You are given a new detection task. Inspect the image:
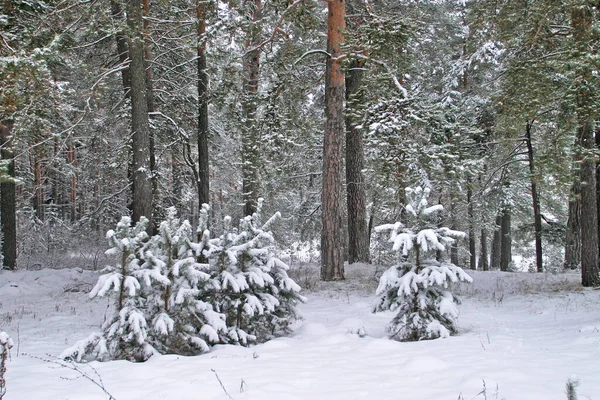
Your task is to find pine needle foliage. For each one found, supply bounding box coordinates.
[374,185,472,341]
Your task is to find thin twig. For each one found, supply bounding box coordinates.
[211,369,234,400]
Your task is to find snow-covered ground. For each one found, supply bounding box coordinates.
[0,264,598,400]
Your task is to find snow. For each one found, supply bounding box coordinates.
[1,265,600,399]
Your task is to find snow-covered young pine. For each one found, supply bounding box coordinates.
[374,186,472,341]
[62,202,304,362]
[203,198,305,345]
[61,217,154,362]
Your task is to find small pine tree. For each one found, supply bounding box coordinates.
[61,217,153,362]
[374,186,472,341]
[0,331,13,400]
[139,206,226,355]
[62,202,304,361]
[204,199,305,344]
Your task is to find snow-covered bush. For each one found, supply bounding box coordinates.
[62,202,303,362]
[0,332,13,400]
[374,186,472,341]
[204,199,305,344]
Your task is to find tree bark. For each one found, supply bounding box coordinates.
[572,5,599,287]
[111,0,131,99]
[479,227,489,270]
[467,184,476,269]
[127,0,153,231]
[197,0,210,212]
[0,122,17,270]
[321,0,345,281]
[491,214,502,269]
[345,59,369,264]
[500,206,511,271]
[241,0,262,216]
[525,121,544,272]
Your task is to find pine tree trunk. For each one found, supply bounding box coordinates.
[579,120,599,286]
[241,0,262,216]
[491,214,502,269]
[500,207,511,271]
[127,0,153,230]
[525,121,544,272]
[572,5,599,287]
[345,59,369,264]
[111,0,131,98]
[197,0,210,211]
[479,227,489,271]
[467,184,476,270]
[68,143,77,223]
[321,0,345,281]
[0,122,17,270]
[450,197,459,266]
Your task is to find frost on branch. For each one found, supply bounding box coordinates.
[374,185,472,341]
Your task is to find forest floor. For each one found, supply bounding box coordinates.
[0,264,599,400]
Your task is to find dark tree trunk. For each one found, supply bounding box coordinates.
[500,207,511,271]
[579,120,599,286]
[479,227,489,271]
[565,132,582,270]
[142,0,158,234]
[345,59,369,264]
[572,5,599,287]
[467,184,476,270]
[321,0,345,281]
[127,0,153,230]
[450,197,459,266]
[197,0,210,212]
[111,0,131,99]
[491,214,502,269]
[241,0,262,217]
[525,121,544,272]
[1,122,17,270]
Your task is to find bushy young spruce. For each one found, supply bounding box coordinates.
[374,186,472,341]
[62,202,303,362]
[204,199,305,344]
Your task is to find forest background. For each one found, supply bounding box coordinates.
[1,0,600,288]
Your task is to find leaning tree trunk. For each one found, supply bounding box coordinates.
[321,0,345,281]
[127,0,153,231]
[500,206,512,271]
[197,0,210,212]
[525,121,543,272]
[0,122,17,270]
[345,59,369,264]
[241,0,262,216]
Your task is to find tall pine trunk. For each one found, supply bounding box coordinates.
[525,121,543,272]
[127,0,153,230]
[479,227,489,270]
[572,5,599,286]
[500,206,512,271]
[196,0,210,212]
[345,59,369,264]
[491,214,502,269]
[321,0,345,281]
[241,0,262,216]
[0,122,16,270]
[467,184,476,270]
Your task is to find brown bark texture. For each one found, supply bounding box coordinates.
[127,0,153,231]
[525,122,544,272]
[345,59,369,264]
[0,122,17,270]
[197,0,210,211]
[500,207,511,271]
[321,0,345,281]
[491,214,502,269]
[572,5,599,286]
[242,0,262,216]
